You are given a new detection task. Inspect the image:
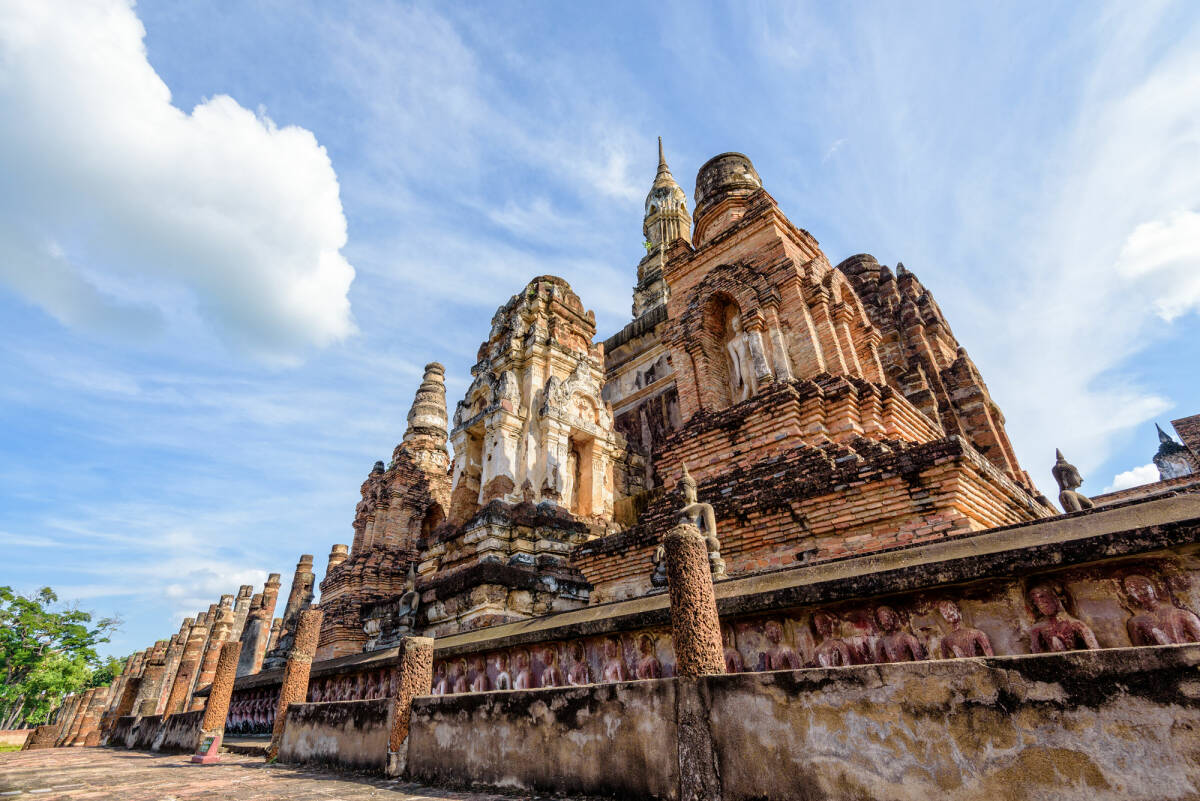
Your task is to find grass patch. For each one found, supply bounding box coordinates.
[0,743,24,752]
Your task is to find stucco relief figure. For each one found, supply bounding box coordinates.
[567,641,590,686]
[601,637,627,682]
[450,659,469,694]
[1028,584,1100,653]
[811,612,854,667]
[678,465,727,578]
[513,649,534,690]
[541,645,565,688]
[1124,574,1200,645]
[469,655,490,693]
[1052,450,1094,514]
[725,313,757,404]
[722,625,745,673]
[650,544,669,588]
[872,606,926,663]
[396,565,421,632]
[635,634,663,679]
[937,600,994,658]
[431,663,448,696]
[492,653,512,691]
[758,619,802,671]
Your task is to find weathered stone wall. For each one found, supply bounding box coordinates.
[707,645,1200,801]
[126,714,163,750]
[408,680,679,798]
[151,709,203,753]
[407,643,1200,800]
[106,715,137,748]
[276,698,392,773]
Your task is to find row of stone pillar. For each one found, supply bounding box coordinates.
[28,580,269,749]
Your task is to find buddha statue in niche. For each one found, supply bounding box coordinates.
[492,652,512,691]
[634,634,663,679]
[936,599,994,659]
[567,641,590,686]
[1028,584,1099,653]
[758,619,802,671]
[722,625,745,673]
[469,655,490,693]
[513,649,534,690]
[725,312,757,405]
[872,606,926,663]
[450,659,469,694]
[811,611,854,667]
[601,637,627,682]
[431,663,448,696]
[1124,574,1200,645]
[541,645,565,687]
[396,564,421,633]
[649,545,669,588]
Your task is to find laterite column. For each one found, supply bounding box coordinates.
[266,608,322,759]
[387,636,434,776]
[663,522,725,676]
[133,640,170,716]
[163,619,208,716]
[191,640,242,764]
[663,521,725,801]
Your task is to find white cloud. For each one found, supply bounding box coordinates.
[0,0,356,365]
[1115,210,1200,322]
[1104,463,1160,493]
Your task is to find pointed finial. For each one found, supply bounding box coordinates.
[1157,423,1174,444]
[680,462,695,489]
[1055,448,1065,461]
[655,136,674,179]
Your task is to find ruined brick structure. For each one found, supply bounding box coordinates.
[70,144,1200,800]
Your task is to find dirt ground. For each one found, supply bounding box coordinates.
[0,747,544,800]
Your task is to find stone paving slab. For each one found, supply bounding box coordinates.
[0,747,559,800]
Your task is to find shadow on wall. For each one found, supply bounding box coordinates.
[405,643,1200,801]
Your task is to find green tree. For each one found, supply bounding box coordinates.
[0,586,120,728]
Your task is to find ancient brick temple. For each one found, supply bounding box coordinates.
[69,144,1200,801]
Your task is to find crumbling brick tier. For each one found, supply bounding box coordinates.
[576,414,1047,604]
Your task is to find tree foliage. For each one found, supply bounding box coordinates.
[0,586,121,728]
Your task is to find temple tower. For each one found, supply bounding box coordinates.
[317,363,453,659]
[634,138,692,317]
[447,276,624,524]
[1154,423,1198,480]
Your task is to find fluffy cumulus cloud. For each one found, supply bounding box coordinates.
[1104,463,1160,494]
[0,0,355,364]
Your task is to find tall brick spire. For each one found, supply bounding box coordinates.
[401,362,449,468]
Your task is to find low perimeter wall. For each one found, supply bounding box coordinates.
[276,698,392,774]
[0,729,32,747]
[407,643,1200,801]
[105,711,202,753]
[152,709,203,753]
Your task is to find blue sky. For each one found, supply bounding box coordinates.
[1,0,1197,658]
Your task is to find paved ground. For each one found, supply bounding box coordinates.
[0,747,533,800]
